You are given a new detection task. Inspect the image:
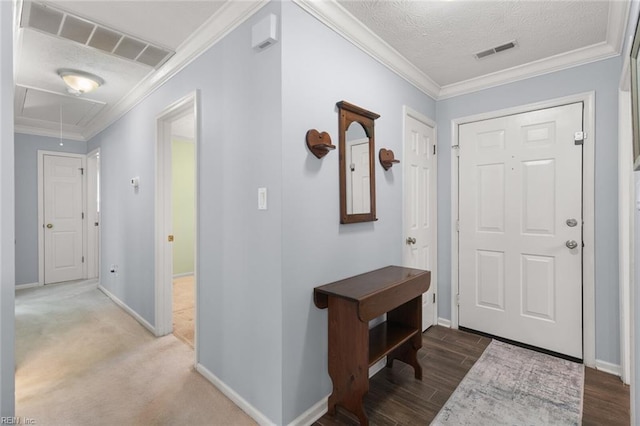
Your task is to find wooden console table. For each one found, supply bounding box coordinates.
[314,266,431,425]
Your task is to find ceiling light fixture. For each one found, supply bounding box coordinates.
[58,69,104,95]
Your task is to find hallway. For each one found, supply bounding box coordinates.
[15,280,253,425]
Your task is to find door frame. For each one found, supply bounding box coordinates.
[37,150,87,286]
[450,91,596,367]
[402,105,438,327]
[154,91,199,356]
[86,148,100,281]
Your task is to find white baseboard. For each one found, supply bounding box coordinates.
[288,396,329,426]
[196,363,275,425]
[595,359,622,377]
[98,284,156,335]
[15,282,40,290]
[369,357,386,377]
[173,272,194,278]
[437,317,452,327]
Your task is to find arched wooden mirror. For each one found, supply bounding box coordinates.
[337,101,380,224]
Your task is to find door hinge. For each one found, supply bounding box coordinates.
[79,167,84,175]
[456,220,460,232]
[433,145,436,155]
[456,294,460,306]
[432,293,436,303]
[82,256,85,263]
[452,145,460,157]
[574,131,586,145]
[81,212,84,219]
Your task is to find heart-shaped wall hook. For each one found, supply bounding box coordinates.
[379,148,400,170]
[306,129,335,159]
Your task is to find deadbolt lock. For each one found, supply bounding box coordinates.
[46,223,53,229]
[566,218,578,227]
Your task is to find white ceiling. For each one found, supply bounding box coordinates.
[13,0,630,141]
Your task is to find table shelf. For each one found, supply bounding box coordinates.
[368,322,419,366]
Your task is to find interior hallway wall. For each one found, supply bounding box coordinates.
[86,2,284,422]
[280,2,436,423]
[14,134,88,285]
[0,0,15,416]
[436,56,623,366]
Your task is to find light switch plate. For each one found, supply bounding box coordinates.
[258,187,267,210]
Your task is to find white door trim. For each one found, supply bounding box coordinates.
[618,88,632,384]
[155,91,199,361]
[37,150,87,286]
[403,105,438,325]
[450,91,596,367]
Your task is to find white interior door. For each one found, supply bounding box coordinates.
[458,102,583,358]
[403,113,437,331]
[43,154,85,284]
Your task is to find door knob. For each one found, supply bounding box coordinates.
[566,240,578,249]
[46,223,53,229]
[566,218,578,227]
[406,237,416,245]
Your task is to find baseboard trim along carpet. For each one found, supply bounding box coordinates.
[196,363,274,425]
[432,340,584,425]
[98,284,156,335]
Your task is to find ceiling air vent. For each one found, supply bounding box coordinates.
[474,40,518,60]
[21,1,175,69]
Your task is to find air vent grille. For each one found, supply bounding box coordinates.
[474,40,518,60]
[21,2,174,69]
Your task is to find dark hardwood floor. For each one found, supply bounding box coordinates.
[315,326,630,425]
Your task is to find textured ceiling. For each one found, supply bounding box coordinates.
[14,0,628,140]
[338,0,610,87]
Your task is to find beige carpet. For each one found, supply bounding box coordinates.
[15,280,255,426]
[173,275,194,347]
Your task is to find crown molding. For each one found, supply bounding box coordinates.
[15,124,86,141]
[439,42,619,99]
[81,0,269,141]
[292,0,440,100]
[294,0,629,101]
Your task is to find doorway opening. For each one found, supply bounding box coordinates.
[155,92,199,354]
[86,148,100,281]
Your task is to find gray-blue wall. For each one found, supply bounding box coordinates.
[0,0,14,416]
[436,56,623,365]
[14,134,88,285]
[87,2,284,422]
[280,2,436,422]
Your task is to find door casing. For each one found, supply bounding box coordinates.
[450,91,596,367]
[155,91,199,358]
[37,150,87,286]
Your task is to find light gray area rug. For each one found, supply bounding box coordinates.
[16,280,255,426]
[432,340,584,425]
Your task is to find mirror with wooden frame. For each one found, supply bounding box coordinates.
[337,101,380,224]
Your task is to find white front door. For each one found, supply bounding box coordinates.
[403,113,437,331]
[43,154,85,284]
[458,102,583,358]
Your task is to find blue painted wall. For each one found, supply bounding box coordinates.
[436,56,623,365]
[280,2,436,422]
[87,2,284,422]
